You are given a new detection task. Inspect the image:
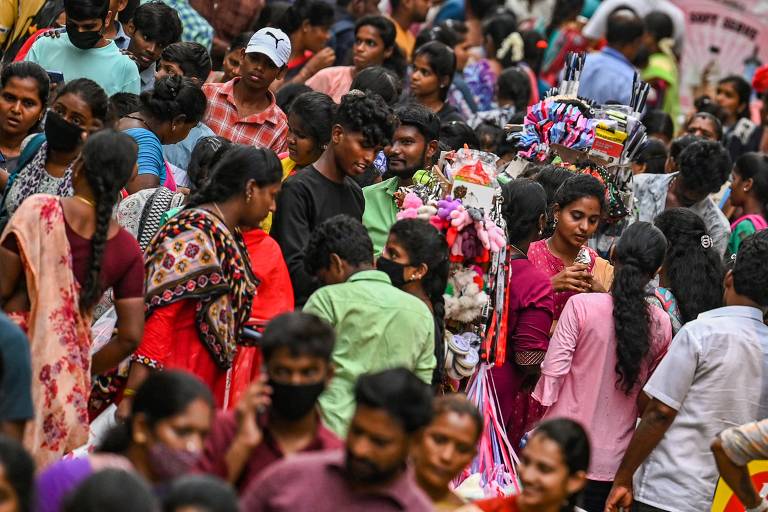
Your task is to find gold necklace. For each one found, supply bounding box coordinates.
[212,202,226,222]
[74,195,95,208]
[509,242,526,256]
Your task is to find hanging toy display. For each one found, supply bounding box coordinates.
[506,51,653,224]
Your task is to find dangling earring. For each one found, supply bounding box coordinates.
[553,217,558,226]
[246,193,252,203]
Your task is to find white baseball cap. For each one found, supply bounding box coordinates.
[245,28,292,68]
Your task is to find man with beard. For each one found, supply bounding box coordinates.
[577,9,646,106]
[240,367,434,511]
[362,104,439,255]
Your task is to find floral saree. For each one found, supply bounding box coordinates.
[0,194,92,468]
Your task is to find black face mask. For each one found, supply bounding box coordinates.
[44,110,85,152]
[268,379,325,421]
[377,256,407,288]
[66,21,103,50]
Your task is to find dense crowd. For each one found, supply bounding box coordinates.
[0,0,766,511]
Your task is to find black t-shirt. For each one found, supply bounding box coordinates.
[271,166,365,306]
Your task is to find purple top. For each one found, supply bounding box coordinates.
[35,454,134,512]
[491,257,554,447]
[240,450,432,511]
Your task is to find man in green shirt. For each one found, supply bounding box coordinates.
[25,0,141,96]
[303,214,436,437]
[362,104,439,255]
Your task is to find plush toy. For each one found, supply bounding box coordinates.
[396,192,424,220]
[444,267,489,323]
[416,204,437,220]
[450,205,472,230]
[474,215,507,252]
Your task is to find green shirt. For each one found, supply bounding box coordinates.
[26,34,140,96]
[728,218,758,257]
[304,270,436,437]
[362,177,400,256]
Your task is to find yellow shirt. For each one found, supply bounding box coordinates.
[390,17,415,60]
[261,156,297,233]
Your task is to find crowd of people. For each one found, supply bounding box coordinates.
[0,0,766,511]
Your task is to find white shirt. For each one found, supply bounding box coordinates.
[631,172,731,258]
[582,0,686,51]
[633,306,768,512]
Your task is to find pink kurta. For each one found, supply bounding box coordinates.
[305,66,355,103]
[532,293,672,480]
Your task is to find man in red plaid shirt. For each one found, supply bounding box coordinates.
[202,28,290,153]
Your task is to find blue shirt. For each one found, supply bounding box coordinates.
[124,128,167,185]
[25,34,140,96]
[113,21,130,50]
[163,122,215,174]
[577,47,636,106]
[0,312,33,422]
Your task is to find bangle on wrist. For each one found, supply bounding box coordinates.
[747,499,768,512]
[123,388,137,398]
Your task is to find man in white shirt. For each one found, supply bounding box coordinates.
[606,230,768,512]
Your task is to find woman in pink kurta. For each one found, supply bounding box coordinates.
[532,222,673,512]
[305,16,406,102]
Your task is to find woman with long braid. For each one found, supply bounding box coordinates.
[120,145,283,413]
[0,130,145,466]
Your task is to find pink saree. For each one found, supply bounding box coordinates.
[1,194,92,468]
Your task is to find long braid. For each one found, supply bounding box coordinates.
[75,130,140,311]
[80,172,113,311]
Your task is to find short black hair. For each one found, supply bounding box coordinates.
[64,0,109,21]
[140,75,207,124]
[277,0,334,33]
[678,139,731,196]
[275,83,313,113]
[229,31,255,53]
[687,111,724,140]
[1,61,49,106]
[336,92,396,149]
[261,312,336,362]
[350,66,403,105]
[63,470,157,512]
[502,178,547,244]
[476,121,503,153]
[290,91,336,148]
[161,42,213,83]
[354,368,434,433]
[606,10,645,47]
[415,24,460,49]
[132,0,182,47]
[669,134,700,163]
[304,214,373,276]
[644,10,674,41]
[396,103,440,143]
[633,137,668,174]
[163,475,237,512]
[553,173,606,211]
[497,67,531,110]
[439,120,480,150]
[642,110,674,142]
[108,92,140,123]
[0,437,33,512]
[733,230,768,306]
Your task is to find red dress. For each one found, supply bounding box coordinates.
[475,495,521,511]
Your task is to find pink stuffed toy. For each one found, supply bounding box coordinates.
[474,214,507,252]
[450,205,472,230]
[396,192,424,220]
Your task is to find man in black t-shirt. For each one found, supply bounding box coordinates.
[271,91,396,306]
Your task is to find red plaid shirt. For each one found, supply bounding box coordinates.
[202,79,288,154]
[189,0,263,42]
